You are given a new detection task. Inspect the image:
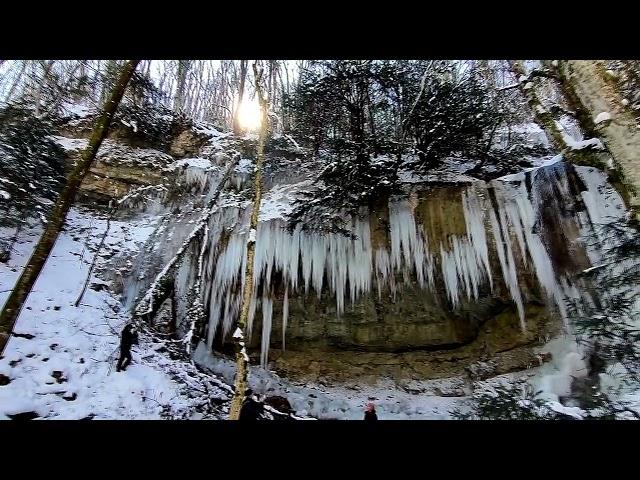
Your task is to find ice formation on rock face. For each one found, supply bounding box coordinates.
[151,159,628,368]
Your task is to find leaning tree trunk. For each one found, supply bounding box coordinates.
[554,60,640,218]
[511,60,640,218]
[0,60,139,354]
[228,63,268,420]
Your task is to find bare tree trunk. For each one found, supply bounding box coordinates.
[77,61,87,99]
[278,66,288,131]
[158,62,167,101]
[34,60,54,117]
[367,89,378,153]
[191,61,204,120]
[221,61,233,129]
[233,60,248,134]
[100,60,118,105]
[5,61,27,103]
[174,60,190,112]
[269,60,277,115]
[228,63,267,420]
[93,60,102,102]
[0,60,139,354]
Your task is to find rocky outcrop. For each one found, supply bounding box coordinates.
[169,129,209,158]
[63,140,174,203]
[80,163,165,201]
[266,303,558,384]
[253,286,528,353]
[190,160,616,385]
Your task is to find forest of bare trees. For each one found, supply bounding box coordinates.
[0,60,299,132]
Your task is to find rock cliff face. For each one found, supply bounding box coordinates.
[180,158,621,386]
[58,116,210,203]
[207,162,602,351]
[64,117,623,386]
[70,142,172,202]
[268,303,558,385]
[258,287,538,353]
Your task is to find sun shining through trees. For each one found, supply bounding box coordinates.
[235,96,262,131]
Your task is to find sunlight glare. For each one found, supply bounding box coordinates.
[236,97,262,131]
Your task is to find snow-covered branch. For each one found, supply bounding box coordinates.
[496,83,519,92]
[117,184,168,207]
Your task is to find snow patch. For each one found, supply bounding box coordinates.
[0,209,229,420]
[595,112,612,124]
[567,137,605,151]
[51,136,89,152]
[235,158,254,174]
[259,181,311,221]
[60,101,95,119]
[172,158,214,170]
[194,122,227,138]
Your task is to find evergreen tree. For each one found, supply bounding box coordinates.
[0,103,66,230]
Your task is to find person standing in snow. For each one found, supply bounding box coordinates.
[587,341,606,384]
[116,324,138,372]
[239,389,265,420]
[364,403,378,420]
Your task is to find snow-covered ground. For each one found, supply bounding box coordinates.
[0,209,230,420]
[193,342,474,420]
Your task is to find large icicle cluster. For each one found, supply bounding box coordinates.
[189,159,626,367]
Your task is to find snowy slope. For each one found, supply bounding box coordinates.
[0,208,230,420]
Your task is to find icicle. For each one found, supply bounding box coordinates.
[576,165,626,228]
[486,187,526,329]
[388,200,430,289]
[199,161,628,362]
[374,248,392,299]
[282,286,289,351]
[511,185,568,323]
[462,186,493,291]
[260,295,273,367]
[440,244,460,306]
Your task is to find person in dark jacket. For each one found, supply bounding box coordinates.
[239,389,265,421]
[265,395,295,420]
[116,324,139,372]
[364,403,378,420]
[587,341,606,382]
